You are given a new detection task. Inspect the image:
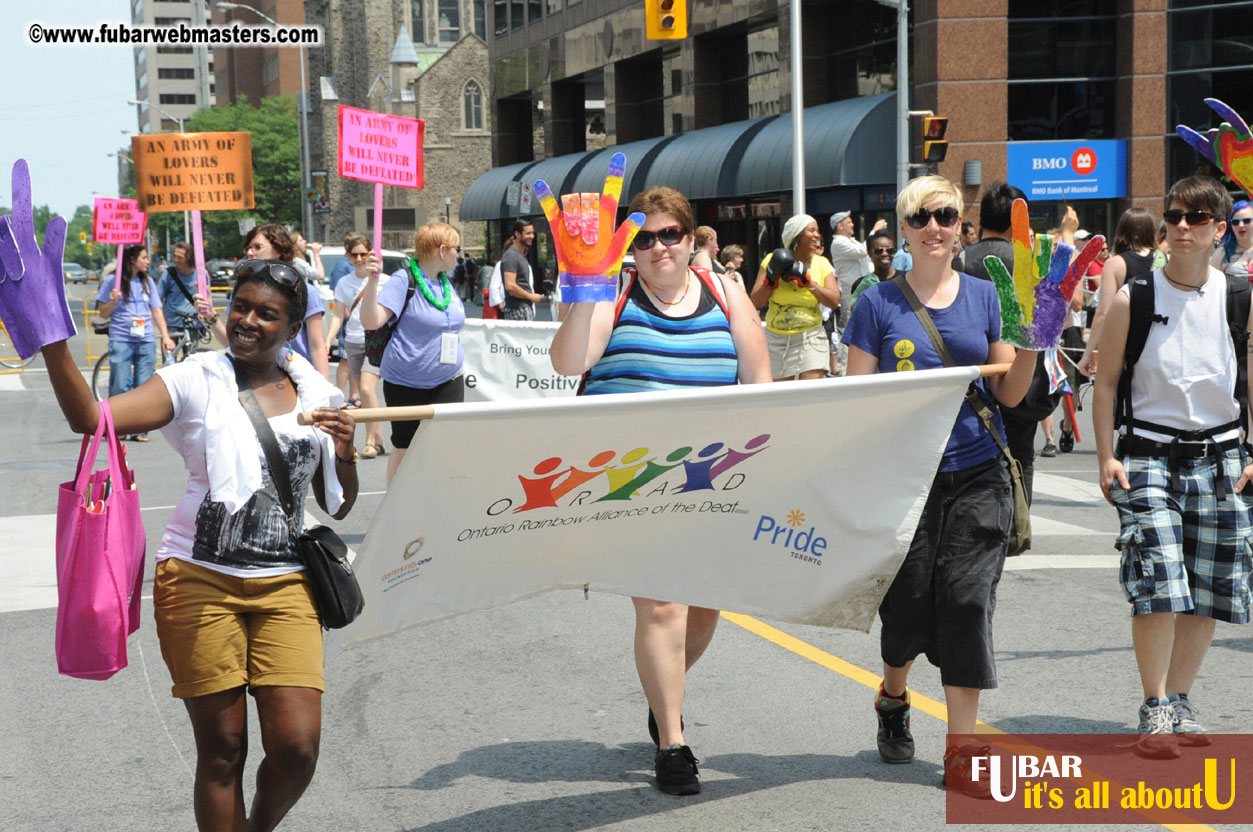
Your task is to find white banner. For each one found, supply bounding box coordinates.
[331,368,980,653]
[460,319,578,401]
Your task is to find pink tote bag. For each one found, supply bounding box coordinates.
[55,400,146,680]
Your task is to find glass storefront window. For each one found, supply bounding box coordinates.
[1009,0,1113,15]
[511,0,524,30]
[747,26,780,119]
[1008,18,1116,80]
[1008,80,1115,141]
[1169,4,1253,71]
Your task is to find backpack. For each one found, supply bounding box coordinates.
[1116,271,1251,439]
[576,267,730,395]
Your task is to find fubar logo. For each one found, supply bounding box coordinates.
[485,434,772,516]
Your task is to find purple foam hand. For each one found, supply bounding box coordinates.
[0,160,77,358]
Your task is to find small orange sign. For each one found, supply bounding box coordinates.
[131,131,255,213]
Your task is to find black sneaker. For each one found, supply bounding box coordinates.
[654,744,701,795]
[1040,442,1058,458]
[1059,430,1074,453]
[875,687,914,764]
[647,708,684,748]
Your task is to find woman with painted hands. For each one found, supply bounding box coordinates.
[359,222,466,485]
[95,244,174,441]
[749,214,841,380]
[1211,199,1253,281]
[44,260,358,832]
[550,186,770,797]
[1077,208,1158,377]
[842,175,1038,796]
[208,224,331,381]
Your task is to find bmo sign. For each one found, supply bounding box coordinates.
[1007,139,1126,200]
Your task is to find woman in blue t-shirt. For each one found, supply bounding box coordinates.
[843,174,1038,794]
[359,222,466,484]
[95,244,173,440]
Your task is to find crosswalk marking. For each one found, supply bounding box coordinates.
[1033,471,1106,504]
[0,374,25,391]
[1030,514,1106,537]
[1004,554,1119,571]
[0,513,57,613]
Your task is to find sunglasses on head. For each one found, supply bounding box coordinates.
[237,259,301,287]
[632,226,686,250]
[1231,217,1253,227]
[1162,209,1217,227]
[873,245,896,255]
[904,206,960,229]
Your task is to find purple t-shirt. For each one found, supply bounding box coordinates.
[287,280,325,362]
[378,267,466,389]
[842,273,1005,472]
[96,275,161,343]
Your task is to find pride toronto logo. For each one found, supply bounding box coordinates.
[753,508,828,566]
[484,434,771,516]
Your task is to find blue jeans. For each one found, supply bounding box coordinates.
[108,339,157,398]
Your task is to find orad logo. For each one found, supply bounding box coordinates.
[1071,147,1096,175]
[486,434,772,516]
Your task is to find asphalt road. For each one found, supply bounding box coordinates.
[1,286,1250,831]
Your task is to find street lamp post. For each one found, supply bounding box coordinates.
[216,1,314,238]
[128,98,190,242]
[445,197,452,224]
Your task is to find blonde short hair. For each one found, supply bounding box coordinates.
[896,175,964,219]
[413,222,460,260]
[694,226,716,247]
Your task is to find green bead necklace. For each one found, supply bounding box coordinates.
[409,259,453,311]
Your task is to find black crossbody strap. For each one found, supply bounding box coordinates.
[230,357,300,537]
[168,266,199,308]
[890,276,1016,461]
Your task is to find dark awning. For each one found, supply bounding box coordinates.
[735,92,896,196]
[458,160,537,222]
[460,92,897,220]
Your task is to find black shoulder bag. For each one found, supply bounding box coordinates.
[231,359,365,628]
[890,275,1031,556]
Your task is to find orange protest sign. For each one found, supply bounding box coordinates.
[131,132,255,213]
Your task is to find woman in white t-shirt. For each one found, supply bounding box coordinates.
[325,235,386,457]
[42,260,358,832]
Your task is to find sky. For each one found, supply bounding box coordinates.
[0,2,138,219]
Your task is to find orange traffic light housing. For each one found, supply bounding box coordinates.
[646,0,687,40]
[921,115,949,163]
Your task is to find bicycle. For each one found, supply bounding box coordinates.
[91,315,214,401]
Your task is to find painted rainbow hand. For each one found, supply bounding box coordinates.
[534,152,645,303]
[1177,98,1253,198]
[0,160,77,358]
[983,198,1104,350]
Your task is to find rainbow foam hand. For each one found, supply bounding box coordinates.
[983,198,1105,350]
[535,152,645,303]
[0,160,76,359]
[1177,98,1253,198]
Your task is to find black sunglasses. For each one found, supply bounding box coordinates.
[873,246,896,254]
[1231,217,1253,227]
[1162,209,1217,227]
[904,206,960,229]
[237,258,301,287]
[632,225,687,250]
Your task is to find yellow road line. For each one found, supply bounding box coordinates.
[721,611,1215,832]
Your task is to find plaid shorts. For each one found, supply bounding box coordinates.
[1111,448,1253,623]
[500,303,535,321]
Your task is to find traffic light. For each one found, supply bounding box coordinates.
[921,115,948,163]
[79,231,87,244]
[645,0,687,39]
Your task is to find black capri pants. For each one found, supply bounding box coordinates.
[382,375,465,449]
[878,455,1012,689]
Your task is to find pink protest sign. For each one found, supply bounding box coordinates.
[92,198,147,245]
[337,105,425,189]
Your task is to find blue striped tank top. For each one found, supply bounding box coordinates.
[583,274,739,395]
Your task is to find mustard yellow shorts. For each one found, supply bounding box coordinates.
[153,557,324,699]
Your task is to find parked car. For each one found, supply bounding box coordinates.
[319,246,409,286]
[206,257,237,287]
[63,263,88,284]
